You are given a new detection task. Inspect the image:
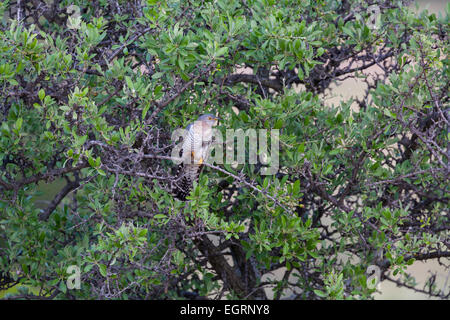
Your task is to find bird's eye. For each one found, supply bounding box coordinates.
[208,117,212,120]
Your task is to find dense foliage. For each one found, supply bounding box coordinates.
[0,0,448,299]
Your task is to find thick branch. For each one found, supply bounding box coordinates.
[193,235,247,298]
[1,163,88,191]
[38,178,80,221]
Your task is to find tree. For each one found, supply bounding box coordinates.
[0,0,448,300]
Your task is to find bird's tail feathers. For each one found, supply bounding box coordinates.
[171,163,202,201]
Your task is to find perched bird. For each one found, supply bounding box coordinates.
[172,114,219,200]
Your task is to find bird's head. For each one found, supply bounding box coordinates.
[197,113,220,127]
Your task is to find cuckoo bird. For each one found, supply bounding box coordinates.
[172,114,219,200]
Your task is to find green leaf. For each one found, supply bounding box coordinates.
[293,179,300,195]
[329,149,340,155]
[99,264,107,277]
[154,84,163,96]
[215,47,228,58]
[240,112,249,122]
[59,281,67,294]
[186,42,198,49]
[383,109,397,119]
[274,118,283,129]
[88,156,96,168]
[382,209,391,220]
[314,289,328,298]
[395,255,404,264]
[152,72,164,79]
[125,76,134,91]
[297,142,305,153]
[263,177,269,188]
[15,117,23,131]
[342,26,353,37]
[317,47,325,56]
[177,57,185,70]
[142,103,150,119]
[38,89,45,101]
